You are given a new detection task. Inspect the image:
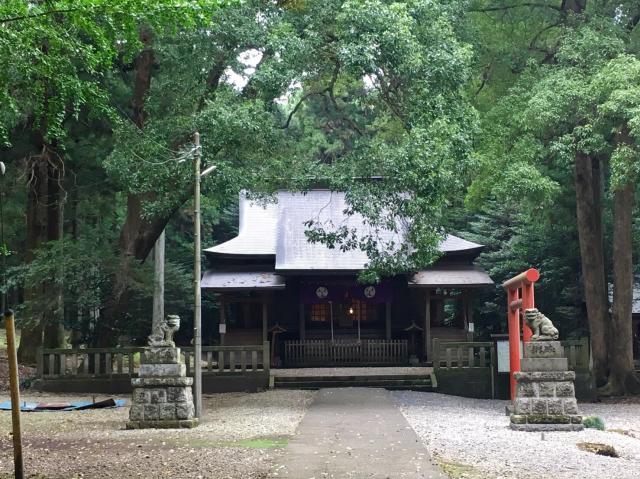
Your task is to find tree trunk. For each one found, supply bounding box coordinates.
[602,129,640,395]
[18,143,65,363]
[574,151,609,385]
[97,29,155,346]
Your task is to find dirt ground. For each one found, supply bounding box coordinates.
[0,390,314,479]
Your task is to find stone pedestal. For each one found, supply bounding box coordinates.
[126,347,198,429]
[510,341,583,431]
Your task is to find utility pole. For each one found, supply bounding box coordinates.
[193,132,203,419]
[152,230,165,334]
[5,310,24,479]
[1,160,6,313]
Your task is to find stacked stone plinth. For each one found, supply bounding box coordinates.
[510,341,583,431]
[126,346,198,429]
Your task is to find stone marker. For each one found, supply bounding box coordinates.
[127,315,198,429]
[510,309,583,431]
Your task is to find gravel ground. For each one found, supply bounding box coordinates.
[393,391,640,479]
[0,390,314,479]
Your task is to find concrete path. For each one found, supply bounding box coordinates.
[270,388,446,479]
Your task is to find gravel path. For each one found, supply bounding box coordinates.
[393,391,640,479]
[0,390,314,479]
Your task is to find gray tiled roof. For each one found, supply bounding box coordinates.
[200,271,285,291]
[205,190,485,271]
[408,266,494,288]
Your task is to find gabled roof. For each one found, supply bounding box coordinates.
[409,265,494,288]
[205,190,485,272]
[201,271,285,291]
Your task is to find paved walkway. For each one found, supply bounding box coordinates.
[270,388,446,479]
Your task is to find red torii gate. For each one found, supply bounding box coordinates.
[502,268,540,400]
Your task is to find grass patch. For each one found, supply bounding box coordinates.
[609,429,640,440]
[577,442,619,458]
[437,458,482,478]
[173,436,288,449]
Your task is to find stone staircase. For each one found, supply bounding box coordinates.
[272,371,437,391]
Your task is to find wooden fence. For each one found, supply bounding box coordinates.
[38,343,269,379]
[561,338,590,371]
[432,340,496,399]
[432,340,495,370]
[283,339,409,367]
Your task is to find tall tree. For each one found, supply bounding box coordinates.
[0,0,227,361]
[466,0,640,393]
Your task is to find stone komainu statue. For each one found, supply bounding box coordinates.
[524,308,559,341]
[148,315,181,347]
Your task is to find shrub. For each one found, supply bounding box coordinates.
[582,416,605,430]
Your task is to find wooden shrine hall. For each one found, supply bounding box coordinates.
[201,190,494,367]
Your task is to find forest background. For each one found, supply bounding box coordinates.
[1,0,639,395]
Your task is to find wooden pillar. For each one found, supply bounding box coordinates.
[219,295,226,346]
[464,290,474,341]
[262,295,268,344]
[385,302,392,340]
[299,301,306,340]
[424,290,432,361]
[242,302,251,329]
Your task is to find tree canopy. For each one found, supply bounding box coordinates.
[1,0,639,395]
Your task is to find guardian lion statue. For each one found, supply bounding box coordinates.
[148,315,181,347]
[524,308,559,341]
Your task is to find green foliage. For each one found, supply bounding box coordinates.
[4,0,638,348]
[0,0,228,146]
[582,416,606,431]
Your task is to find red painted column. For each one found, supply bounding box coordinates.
[507,287,521,401]
[522,283,534,342]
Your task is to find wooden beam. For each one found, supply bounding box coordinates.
[465,290,474,341]
[299,301,306,340]
[262,296,268,344]
[219,296,226,346]
[385,302,392,340]
[424,290,432,361]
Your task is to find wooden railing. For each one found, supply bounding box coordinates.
[38,343,269,379]
[284,339,409,367]
[183,343,270,375]
[561,338,590,371]
[432,341,495,370]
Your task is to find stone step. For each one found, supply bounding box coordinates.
[274,374,429,383]
[273,377,435,391]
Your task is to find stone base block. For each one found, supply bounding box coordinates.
[524,341,564,358]
[510,413,583,431]
[514,371,575,382]
[143,347,181,364]
[126,419,198,429]
[139,363,186,377]
[132,376,193,387]
[521,357,568,372]
[510,422,584,432]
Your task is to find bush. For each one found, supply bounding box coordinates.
[582,416,605,430]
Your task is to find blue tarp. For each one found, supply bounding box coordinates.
[0,399,126,412]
